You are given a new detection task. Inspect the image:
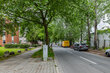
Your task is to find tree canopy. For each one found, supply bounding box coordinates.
[0,0,110,48]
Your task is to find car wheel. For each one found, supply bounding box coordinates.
[106,52,110,57]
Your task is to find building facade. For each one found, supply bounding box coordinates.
[0,19,19,46]
[0,31,19,46]
[91,33,110,48]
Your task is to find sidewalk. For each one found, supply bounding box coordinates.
[86,49,105,57]
[0,47,59,73]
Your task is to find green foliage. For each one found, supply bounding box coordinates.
[5,44,20,48]
[5,44,30,48]
[19,44,30,48]
[0,0,91,44]
[32,48,54,59]
[0,0,110,45]
[48,48,54,59]
[20,24,44,44]
[1,0,70,45]
[0,13,19,36]
[31,44,38,47]
[104,47,110,50]
[97,29,110,34]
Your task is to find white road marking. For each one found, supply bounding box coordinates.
[80,56,97,64]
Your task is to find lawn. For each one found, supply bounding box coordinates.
[0,47,25,56]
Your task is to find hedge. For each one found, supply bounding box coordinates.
[31,44,38,47]
[20,44,30,48]
[5,44,30,48]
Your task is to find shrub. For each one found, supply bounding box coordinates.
[19,44,30,48]
[5,44,19,48]
[0,45,1,47]
[5,44,30,48]
[104,47,110,50]
[31,44,38,47]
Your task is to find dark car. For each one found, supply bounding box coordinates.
[73,43,88,51]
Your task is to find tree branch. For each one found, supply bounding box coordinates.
[34,2,45,25]
[45,10,48,18]
[19,16,42,24]
[47,16,53,25]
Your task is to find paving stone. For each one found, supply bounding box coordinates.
[0,47,58,73]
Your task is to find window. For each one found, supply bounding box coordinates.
[3,40,5,44]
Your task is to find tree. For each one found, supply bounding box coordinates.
[20,23,44,44]
[0,15,18,36]
[1,0,109,48]
[93,0,110,49]
[1,0,67,45]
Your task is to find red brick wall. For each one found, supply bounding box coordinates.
[14,31,19,44]
[0,31,19,47]
[6,33,12,44]
[0,40,3,46]
[0,36,3,46]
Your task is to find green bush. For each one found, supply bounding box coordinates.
[5,44,30,48]
[19,44,30,48]
[31,44,38,47]
[5,44,19,48]
[104,47,110,50]
[0,45,1,47]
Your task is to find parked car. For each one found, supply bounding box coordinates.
[73,43,88,51]
[105,49,110,57]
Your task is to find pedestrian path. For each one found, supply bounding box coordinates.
[0,47,57,73]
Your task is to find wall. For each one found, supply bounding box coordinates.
[0,31,19,46]
[91,33,110,48]
[14,31,19,44]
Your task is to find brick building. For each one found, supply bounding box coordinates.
[0,19,19,47]
[0,31,19,47]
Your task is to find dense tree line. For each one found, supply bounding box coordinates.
[0,0,110,49]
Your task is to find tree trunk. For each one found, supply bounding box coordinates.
[44,25,49,46]
[94,19,98,49]
[87,16,91,48]
[94,0,98,49]
[103,40,106,49]
[80,28,83,44]
[73,38,75,44]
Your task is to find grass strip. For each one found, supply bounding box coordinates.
[32,48,54,60]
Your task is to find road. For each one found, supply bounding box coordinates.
[53,47,110,73]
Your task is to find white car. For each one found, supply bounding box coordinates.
[105,49,110,57]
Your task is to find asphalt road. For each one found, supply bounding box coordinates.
[53,47,110,73]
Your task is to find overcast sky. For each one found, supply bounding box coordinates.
[91,14,110,32]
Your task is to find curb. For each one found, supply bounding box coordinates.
[54,57,64,73]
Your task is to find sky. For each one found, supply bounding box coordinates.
[91,14,110,32]
[97,21,110,30]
